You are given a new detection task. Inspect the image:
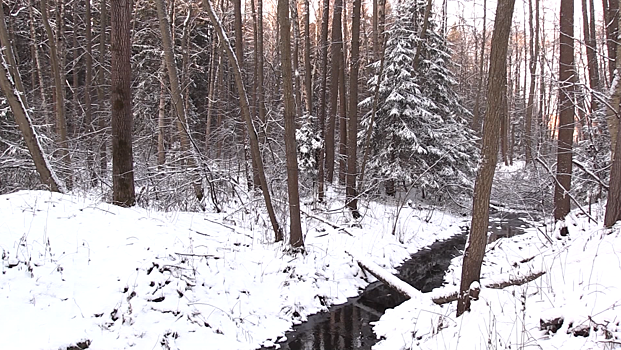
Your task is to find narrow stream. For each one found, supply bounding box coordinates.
[262,211,535,350]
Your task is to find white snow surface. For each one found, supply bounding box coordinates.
[0,190,464,349]
[374,211,621,350]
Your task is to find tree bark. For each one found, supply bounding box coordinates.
[317,0,330,201]
[304,0,312,114]
[524,0,539,164]
[98,0,108,176]
[203,0,284,242]
[85,0,96,186]
[457,0,515,317]
[554,0,575,221]
[346,0,362,217]
[604,0,619,84]
[110,0,136,207]
[27,0,49,127]
[471,0,487,133]
[278,0,304,248]
[325,0,344,184]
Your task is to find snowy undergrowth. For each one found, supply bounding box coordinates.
[0,190,464,349]
[373,209,621,350]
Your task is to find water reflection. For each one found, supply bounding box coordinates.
[262,212,534,350]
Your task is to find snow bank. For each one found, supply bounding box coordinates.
[0,190,464,349]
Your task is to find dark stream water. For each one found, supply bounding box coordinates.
[261,211,534,350]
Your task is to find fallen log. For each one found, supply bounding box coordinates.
[431,270,546,305]
[355,255,421,299]
[349,250,545,306]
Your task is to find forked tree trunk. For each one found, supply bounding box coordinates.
[0,7,64,193]
[554,0,575,221]
[346,0,362,217]
[155,0,204,201]
[110,0,136,207]
[278,0,304,248]
[203,0,283,242]
[457,0,515,317]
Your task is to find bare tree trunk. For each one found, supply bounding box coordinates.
[524,0,539,164]
[27,0,49,128]
[605,10,621,227]
[457,0,515,317]
[325,0,344,184]
[158,64,167,166]
[278,0,304,248]
[317,0,330,201]
[471,0,486,133]
[290,0,303,117]
[205,39,218,155]
[338,53,348,186]
[84,0,96,186]
[155,0,204,201]
[203,0,284,242]
[304,0,312,114]
[346,0,362,217]
[0,7,64,193]
[604,0,619,84]
[111,0,135,207]
[554,0,575,222]
[41,0,72,189]
[98,0,108,176]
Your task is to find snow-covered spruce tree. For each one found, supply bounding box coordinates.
[361,0,479,200]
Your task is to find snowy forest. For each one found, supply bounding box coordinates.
[2,0,621,348]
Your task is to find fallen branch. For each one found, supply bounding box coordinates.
[300,209,354,236]
[431,270,546,304]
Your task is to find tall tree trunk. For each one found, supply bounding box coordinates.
[290,0,303,117]
[155,0,204,201]
[205,38,218,155]
[278,0,304,248]
[304,0,312,114]
[0,6,64,193]
[325,0,344,184]
[84,0,96,186]
[525,0,539,164]
[605,118,621,227]
[110,0,136,207]
[98,0,108,176]
[27,0,49,127]
[338,49,348,186]
[554,0,575,221]
[471,0,486,133]
[346,0,362,217]
[457,0,515,317]
[158,64,167,166]
[203,0,284,242]
[604,0,619,84]
[317,0,330,201]
[41,0,72,189]
[583,0,601,116]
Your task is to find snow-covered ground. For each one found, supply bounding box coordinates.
[0,190,464,350]
[374,210,621,350]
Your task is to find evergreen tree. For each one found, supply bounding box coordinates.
[362,0,479,199]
